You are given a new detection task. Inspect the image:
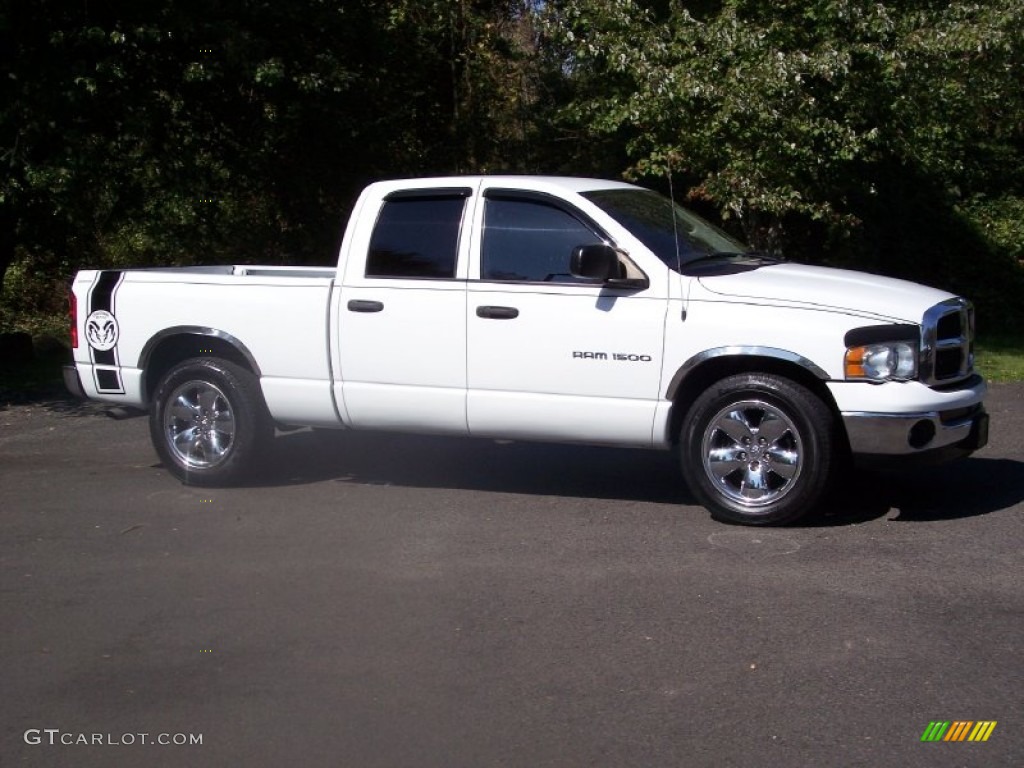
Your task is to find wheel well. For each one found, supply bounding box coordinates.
[666,356,843,445]
[142,334,256,404]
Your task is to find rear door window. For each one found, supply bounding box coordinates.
[366,195,466,279]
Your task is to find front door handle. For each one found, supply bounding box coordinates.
[348,300,384,313]
[476,305,519,320]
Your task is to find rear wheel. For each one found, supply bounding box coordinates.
[679,373,836,525]
[149,357,271,486]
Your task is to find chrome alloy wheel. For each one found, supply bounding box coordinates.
[700,399,802,508]
[163,380,236,469]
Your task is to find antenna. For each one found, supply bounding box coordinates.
[666,156,683,275]
[666,155,687,322]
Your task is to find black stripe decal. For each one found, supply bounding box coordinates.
[96,369,121,390]
[87,270,125,393]
[90,270,121,313]
[91,271,121,366]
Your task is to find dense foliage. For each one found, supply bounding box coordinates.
[548,0,1024,327]
[2,0,1022,332]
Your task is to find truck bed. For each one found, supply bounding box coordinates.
[70,265,341,425]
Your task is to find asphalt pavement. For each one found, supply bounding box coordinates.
[2,385,1022,767]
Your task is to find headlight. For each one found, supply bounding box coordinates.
[845,341,918,381]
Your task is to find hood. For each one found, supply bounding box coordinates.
[696,263,955,323]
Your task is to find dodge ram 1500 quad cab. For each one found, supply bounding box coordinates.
[65,176,988,525]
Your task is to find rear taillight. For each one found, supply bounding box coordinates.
[69,289,78,348]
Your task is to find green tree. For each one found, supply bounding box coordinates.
[0,2,535,319]
[2,0,365,314]
[1,1,570,329]
[548,0,1021,235]
[544,0,1024,325]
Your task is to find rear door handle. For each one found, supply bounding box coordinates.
[347,300,384,313]
[476,305,519,320]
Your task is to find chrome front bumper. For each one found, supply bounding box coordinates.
[842,405,988,456]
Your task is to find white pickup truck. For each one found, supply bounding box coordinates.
[65,176,988,525]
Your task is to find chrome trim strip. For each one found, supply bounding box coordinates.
[921,297,974,385]
[666,346,829,399]
[137,326,262,376]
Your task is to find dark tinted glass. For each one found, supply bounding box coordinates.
[366,197,464,278]
[482,198,603,283]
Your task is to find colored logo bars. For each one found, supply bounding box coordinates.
[921,721,997,742]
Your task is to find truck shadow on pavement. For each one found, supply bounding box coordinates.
[260,430,1024,525]
[813,457,1024,525]
[875,457,1024,521]
[264,429,690,505]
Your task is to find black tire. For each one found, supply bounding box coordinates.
[149,357,271,486]
[679,373,837,525]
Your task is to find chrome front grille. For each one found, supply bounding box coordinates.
[921,298,975,385]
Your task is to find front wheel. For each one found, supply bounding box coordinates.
[149,357,271,486]
[679,373,837,525]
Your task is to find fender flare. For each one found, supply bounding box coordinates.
[665,345,830,400]
[138,326,262,377]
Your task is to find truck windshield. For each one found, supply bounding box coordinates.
[581,189,750,271]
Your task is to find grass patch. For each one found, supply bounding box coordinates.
[975,334,1024,383]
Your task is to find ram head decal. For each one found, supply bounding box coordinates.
[85,310,119,351]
